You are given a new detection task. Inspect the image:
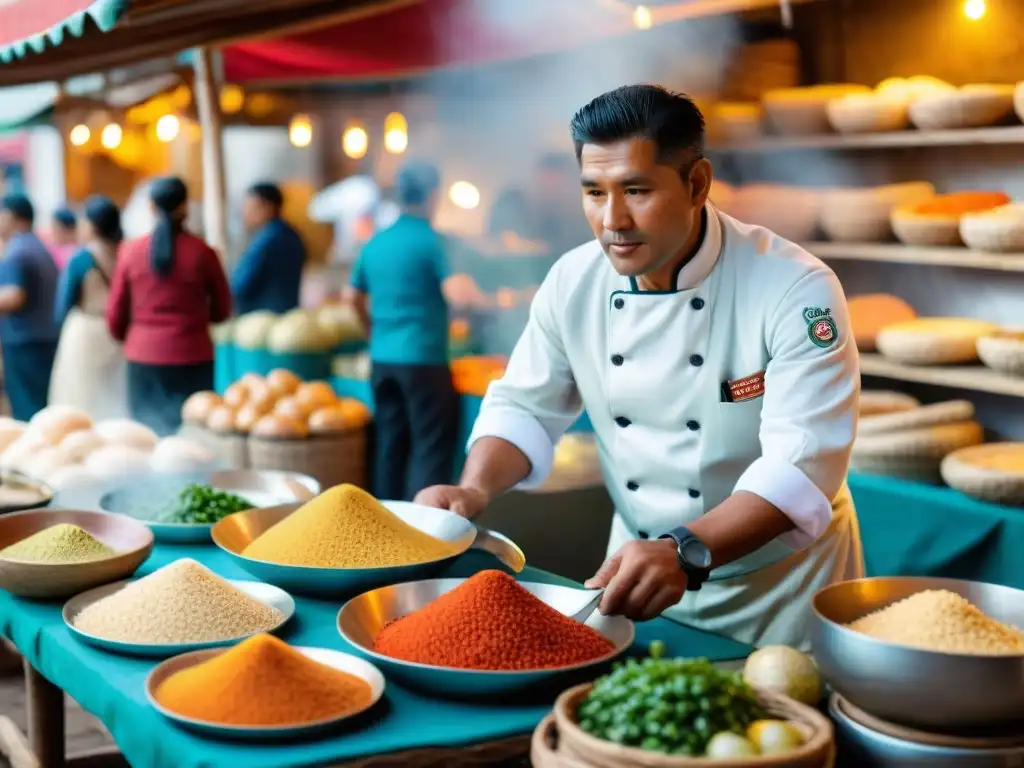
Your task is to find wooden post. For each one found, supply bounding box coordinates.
[192,47,229,258]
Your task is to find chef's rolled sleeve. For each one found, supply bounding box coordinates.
[467,273,582,488]
[738,267,858,549]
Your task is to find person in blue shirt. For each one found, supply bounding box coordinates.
[0,194,60,421]
[344,162,459,501]
[230,182,305,315]
[49,195,129,420]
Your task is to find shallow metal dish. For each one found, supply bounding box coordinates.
[146,646,385,740]
[64,572,295,657]
[337,577,634,696]
[0,508,153,599]
[0,469,53,514]
[76,470,319,544]
[212,501,525,597]
[811,576,1024,730]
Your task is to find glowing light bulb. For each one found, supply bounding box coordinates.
[384,128,408,154]
[449,181,480,210]
[289,114,313,148]
[633,5,652,29]
[343,125,369,159]
[69,124,90,147]
[100,123,122,150]
[220,84,245,115]
[964,0,986,19]
[156,114,180,142]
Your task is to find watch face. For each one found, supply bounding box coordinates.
[681,538,712,569]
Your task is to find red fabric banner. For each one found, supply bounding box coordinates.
[0,0,97,47]
[223,0,632,83]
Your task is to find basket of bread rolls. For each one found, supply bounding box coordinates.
[181,369,371,487]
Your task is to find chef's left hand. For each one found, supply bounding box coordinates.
[584,539,687,621]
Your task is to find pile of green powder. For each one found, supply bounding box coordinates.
[0,524,115,564]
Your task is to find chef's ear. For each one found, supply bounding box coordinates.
[688,158,713,208]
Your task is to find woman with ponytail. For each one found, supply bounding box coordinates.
[50,195,129,419]
[107,177,231,434]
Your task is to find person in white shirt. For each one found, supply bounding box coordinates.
[415,84,863,649]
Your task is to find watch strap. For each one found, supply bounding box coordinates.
[658,526,711,591]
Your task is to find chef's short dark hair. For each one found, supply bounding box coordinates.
[248,182,284,210]
[570,84,705,168]
[0,193,34,225]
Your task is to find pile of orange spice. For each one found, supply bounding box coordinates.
[153,634,373,726]
[373,570,615,670]
[906,191,1010,217]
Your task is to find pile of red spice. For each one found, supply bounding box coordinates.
[372,570,616,670]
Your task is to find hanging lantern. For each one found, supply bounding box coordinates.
[289,114,313,148]
[156,114,180,143]
[343,123,369,159]
[100,123,123,150]
[69,124,90,147]
[448,181,481,210]
[220,84,246,115]
[383,111,408,155]
[632,5,652,29]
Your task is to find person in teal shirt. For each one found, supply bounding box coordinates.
[230,182,305,315]
[345,162,459,500]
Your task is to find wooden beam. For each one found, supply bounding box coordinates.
[193,47,229,258]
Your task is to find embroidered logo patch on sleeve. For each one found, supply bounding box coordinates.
[803,306,838,348]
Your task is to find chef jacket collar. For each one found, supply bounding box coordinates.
[626,203,722,293]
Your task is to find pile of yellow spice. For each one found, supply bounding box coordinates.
[242,484,458,568]
[0,524,115,564]
[847,589,1024,654]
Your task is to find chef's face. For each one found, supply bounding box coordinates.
[580,138,711,277]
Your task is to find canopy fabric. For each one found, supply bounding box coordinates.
[0,82,60,132]
[0,0,399,86]
[223,0,630,84]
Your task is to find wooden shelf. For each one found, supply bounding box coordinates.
[859,354,1024,398]
[804,242,1024,272]
[710,125,1024,153]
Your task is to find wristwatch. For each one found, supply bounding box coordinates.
[658,526,712,591]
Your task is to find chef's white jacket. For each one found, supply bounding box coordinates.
[468,203,864,649]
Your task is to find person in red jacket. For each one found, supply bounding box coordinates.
[107,177,231,435]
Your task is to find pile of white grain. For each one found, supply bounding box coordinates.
[72,559,283,644]
[848,589,1024,655]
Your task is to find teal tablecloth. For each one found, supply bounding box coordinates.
[850,471,1024,588]
[0,548,749,768]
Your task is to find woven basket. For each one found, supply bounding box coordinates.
[248,429,367,490]
[338,734,530,767]
[875,319,1000,365]
[545,683,834,768]
[977,333,1024,375]
[960,207,1024,253]
[859,390,920,417]
[1015,82,1024,124]
[826,97,909,134]
[849,455,945,483]
[852,420,984,483]
[762,85,870,136]
[728,186,820,242]
[820,182,934,243]
[857,400,975,437]
[206,430,249,469]
[908,86,1016,130]
[890,209,963,247]
[941,443,1024,505]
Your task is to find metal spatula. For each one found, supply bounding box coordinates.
[568,589,604,623]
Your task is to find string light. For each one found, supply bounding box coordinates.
[69,124,90,147]
[383,112,408,154]
[449,181,480,210]
[219,85,245,115]
[288,114,313,148]
[964,0,986,19]
[633,5,652,29]
[155,115,180,142]
[100,123,122,150]
[342,124,369,159]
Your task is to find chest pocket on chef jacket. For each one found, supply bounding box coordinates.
[716,398,764,455]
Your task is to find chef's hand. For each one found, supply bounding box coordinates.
[413,485,490,520]
[584,539,687,621]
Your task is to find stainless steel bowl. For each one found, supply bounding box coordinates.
[811,576,1024,730]
[337,577,634,697]
[212,501,526,597]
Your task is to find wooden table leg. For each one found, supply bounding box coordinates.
[24,659,65,768]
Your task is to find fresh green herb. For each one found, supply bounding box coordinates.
[576,653,764,756]
[158,483,255,525]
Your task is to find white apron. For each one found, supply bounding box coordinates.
[49,308,129,421]
[471,204,864,650]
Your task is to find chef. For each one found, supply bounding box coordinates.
[415,84,864,649]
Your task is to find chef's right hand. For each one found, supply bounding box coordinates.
[413,485,490,520]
